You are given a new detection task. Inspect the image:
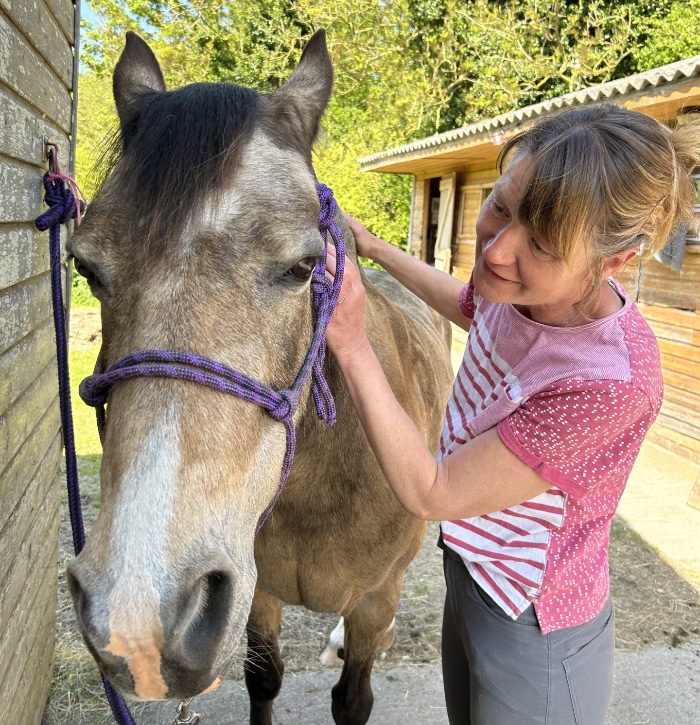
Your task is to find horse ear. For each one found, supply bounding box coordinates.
[263,29,333,156]
[113,31,166,125]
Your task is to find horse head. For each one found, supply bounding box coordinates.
[66,30,342,700]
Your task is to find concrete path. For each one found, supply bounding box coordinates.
[137,638,700,724]
[617,442,700,590]
[134,441,700,725]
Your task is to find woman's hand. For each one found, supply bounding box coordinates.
[344,213,379,260]
[325,243,370,362]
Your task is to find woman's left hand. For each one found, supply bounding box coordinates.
[325,244,370,361]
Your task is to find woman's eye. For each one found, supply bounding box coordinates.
[490,199,507,217]
[285,256,317,281]
[531,238,551,256]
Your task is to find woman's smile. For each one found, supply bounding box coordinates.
[482,261,517,284]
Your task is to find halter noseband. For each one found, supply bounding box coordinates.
[78,181,346,532]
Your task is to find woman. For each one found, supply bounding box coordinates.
[325,104,700,724]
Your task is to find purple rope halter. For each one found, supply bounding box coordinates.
[79,181,345,532]
[37,159,345,725]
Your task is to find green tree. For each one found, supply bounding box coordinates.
[77,0,691,255]
[632,0,700,71]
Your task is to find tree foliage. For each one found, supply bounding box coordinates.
[76,0,700,252]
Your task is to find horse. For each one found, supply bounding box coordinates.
[66,29,453,724]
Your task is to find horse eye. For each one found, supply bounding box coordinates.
[286,256,317,280]
[73,258,94,280]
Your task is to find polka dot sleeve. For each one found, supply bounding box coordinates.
[497,378,656,498]
[458,281,475,319]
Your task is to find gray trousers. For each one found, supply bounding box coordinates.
[442,549,615,725]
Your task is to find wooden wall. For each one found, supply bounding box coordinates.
[412,169,700,468]
[0,0,77,721]
[636,252,700,464]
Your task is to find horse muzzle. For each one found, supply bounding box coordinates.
[67,561,241,700]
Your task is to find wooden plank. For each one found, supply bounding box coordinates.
[17,592,56,725]
[651,422,700,453]
[639,276,699,305]
[663,383,700,412]
[0,155,47,222]
[638,303,700,332]
[645,318,700,347]
[642,253,700,280]
[657,337,700,362]
[0,273,52,356]
[657,411,700,441]
[0,446,59,634]
[0,359,58,471]
[0,0,73,87]
[452,266,472,283]
[0,223,51,291]
[646,424,700,465]
[0,405,60,536]
[0,85,70,166]
[660,350,700,380]
[0,501,59,704]
[409,177,421,254]
[663,368,700,397]
[660,398,700,433]
[0,10,72,132]
[43,0,73,44]
[0,561,57,723]
[0,318,55,414]
[458,189,481,237]
[638,281,698,312]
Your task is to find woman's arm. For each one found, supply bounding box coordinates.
[326,250,550,521]
[346,215,471,331]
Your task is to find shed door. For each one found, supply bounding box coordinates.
[434,173,456,272]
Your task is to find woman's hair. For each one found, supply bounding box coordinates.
[498,103,700,282]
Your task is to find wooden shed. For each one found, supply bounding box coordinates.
[360,56,700,475]
[0,0,79,720]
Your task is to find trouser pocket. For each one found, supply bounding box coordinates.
[562,605,615,725]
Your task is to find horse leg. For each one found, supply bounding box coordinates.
[331,584,401,725]
[244,587,284,725]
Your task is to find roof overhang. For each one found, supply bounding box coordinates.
[359,56,700,176]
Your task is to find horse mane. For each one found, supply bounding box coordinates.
[97,82,261,250]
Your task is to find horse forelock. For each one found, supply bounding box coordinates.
[98,82,262,253]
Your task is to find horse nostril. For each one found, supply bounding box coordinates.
[66,566,105,655]
[173,571,233,672]
[67,567,89,628]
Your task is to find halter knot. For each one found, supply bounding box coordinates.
[79,373,108,408]
[35,172,86,231]
[268,390,297,422]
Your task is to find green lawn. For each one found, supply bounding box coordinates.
[69,342,103,479]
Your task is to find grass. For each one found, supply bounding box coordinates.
[68,345,102,458]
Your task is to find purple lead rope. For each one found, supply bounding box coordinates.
[37,169,345,725]
[36,166,135,725]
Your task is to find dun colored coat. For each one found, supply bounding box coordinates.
[66,30,453,725]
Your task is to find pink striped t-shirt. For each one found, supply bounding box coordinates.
[439,280,663,633]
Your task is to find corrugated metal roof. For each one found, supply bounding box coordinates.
[359,55,700,168]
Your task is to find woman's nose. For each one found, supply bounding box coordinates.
[482,226,519,265]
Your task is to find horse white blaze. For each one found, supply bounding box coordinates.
[104,402,180,700]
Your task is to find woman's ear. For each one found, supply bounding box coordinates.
[601,248,639,278]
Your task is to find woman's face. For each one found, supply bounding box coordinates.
[473,153,605,326]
